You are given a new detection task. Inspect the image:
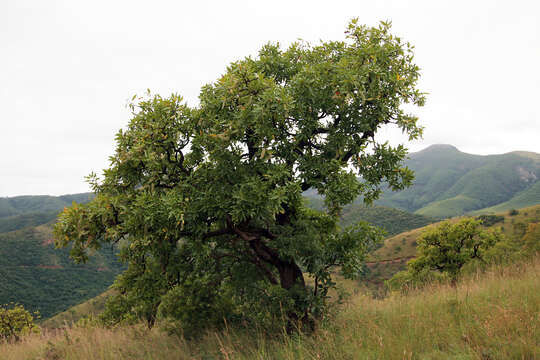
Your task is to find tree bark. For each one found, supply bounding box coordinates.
[277,261,305,290]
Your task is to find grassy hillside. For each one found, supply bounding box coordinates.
[0,223,123,319]
[0,193,92,219]
[472,180,540,215]
[3,256,539,359]
[42,291,113,329]
[376,145,540,218]
[363,204,540,286]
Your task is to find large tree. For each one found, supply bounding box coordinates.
[54,20,424,332]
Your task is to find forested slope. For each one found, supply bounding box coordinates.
[0,222,123,319]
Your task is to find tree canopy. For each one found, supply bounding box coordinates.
[0,304,39,342]
[54,20,425,333]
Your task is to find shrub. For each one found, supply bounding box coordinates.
[0,304,39,342]
[387,218,501,289]
[476,214,504,227]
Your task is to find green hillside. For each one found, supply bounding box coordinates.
[0,223,123,319]
[363,204,540,286]
[376,145,540,218]
[305,197,434,237]
[0,210,59,234]
[472,180,540,215]
[0,193,93,219]
[42,290,113,328]
[339,204,434,236]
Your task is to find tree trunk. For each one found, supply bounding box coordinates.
[277,261,310,332]
[243,235,311,331]
[277,261,305,290]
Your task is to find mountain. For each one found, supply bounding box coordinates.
[0,210,60,234]
[0,193,93,219]
[304,197,434,237]
[376,145,540,218]
[0,220,122,319]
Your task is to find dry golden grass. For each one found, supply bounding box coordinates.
[2,256,539,359]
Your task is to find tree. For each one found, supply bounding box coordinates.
[522,222,540,255]
[54,20,425,332]
[0,304,39,342]
[395,219,501,288]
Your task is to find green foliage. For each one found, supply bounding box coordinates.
[0,304,39,342]
[388,218,501,289]
[509,208,519,216]
[54,20,424,332]
[368,204,540,290]
[522,223,540,254]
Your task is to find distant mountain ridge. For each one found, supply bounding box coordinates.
[376,144,540,218]
[0,193,93,218]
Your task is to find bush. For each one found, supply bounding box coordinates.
[0,304,39,342]
[476,214,504,227]
[387,218,501,289]
[509,209,519,216]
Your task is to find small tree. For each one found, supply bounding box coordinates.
[406,218,500,285]
[522,223,540,255]
[54,20,424,332]
[0,304,39,342]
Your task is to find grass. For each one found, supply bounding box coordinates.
[42,291,113,329]
[2,256,539,359]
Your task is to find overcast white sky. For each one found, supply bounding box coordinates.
[1,0,539,196]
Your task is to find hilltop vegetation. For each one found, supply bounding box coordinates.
[376,145,540,218]
[54,20,426,333]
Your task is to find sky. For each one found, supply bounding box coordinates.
[1,0,539,197]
